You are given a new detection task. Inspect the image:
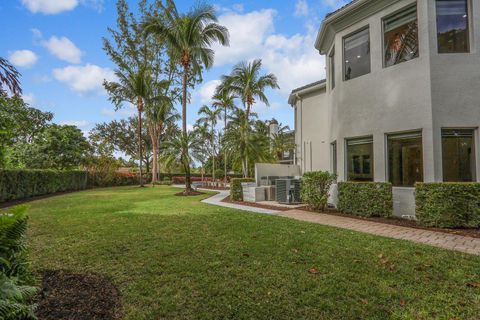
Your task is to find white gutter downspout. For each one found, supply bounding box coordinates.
[296,94,304,173]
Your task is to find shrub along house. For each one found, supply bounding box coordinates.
[289,0,480,218]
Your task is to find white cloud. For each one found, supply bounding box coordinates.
[198,80,221,104]
[294,0,309,17]
[323,0,349,9]
[22,0,78,14]
[43,36,83,64]
[8,50,38,68]
[21,0,104,14]
[213,9,325,95]
[60,120,89,128]
[22,93,36,105]
[53,64,116,94]
[213,9,276,66]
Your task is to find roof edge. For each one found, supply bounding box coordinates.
[288,80,326,105]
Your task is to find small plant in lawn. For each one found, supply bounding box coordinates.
[300,171,337,211]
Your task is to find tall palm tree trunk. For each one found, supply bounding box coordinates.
[137,98,144,187]
[224,107,227,183]
[182,64,192,191]
[212,124,215,181]
[149,126,159,184]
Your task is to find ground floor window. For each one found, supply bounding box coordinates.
[331,141,337,175]
[346,137,374,181]
[387,132,423,187]
[442,129,476,182]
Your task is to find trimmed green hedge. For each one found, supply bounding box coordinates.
[300,171,336,211]
[86,171,139,188]
[230,178,255,201]
[337,182,393,217]
[415,183,480,228]
[0,170,88,203]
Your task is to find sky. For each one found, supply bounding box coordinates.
[0,0,348,136]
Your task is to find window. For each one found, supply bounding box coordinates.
[387,132,423,187]
[331,141,337,175]
[383,5,419,67]
[344,28,371,81]
[436,0,470,53]
[330,47,335,89]
[442,129,476,181]
[346,137,374,181]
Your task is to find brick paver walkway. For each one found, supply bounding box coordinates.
[278,210,480,255]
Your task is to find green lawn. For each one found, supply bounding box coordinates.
[26,186,480,319]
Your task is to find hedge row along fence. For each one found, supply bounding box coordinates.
[0,170,88,203]
[230,178,255,201]
[337,182,393,218]
[415,182,480,228]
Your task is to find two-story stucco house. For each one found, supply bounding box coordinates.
[289,0,480,217]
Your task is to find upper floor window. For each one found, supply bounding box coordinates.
[383,5,419,67]
[344,28,371,81]
[436,0,470,53]
[329,47,335,89]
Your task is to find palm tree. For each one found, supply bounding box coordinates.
[217,59,279,123]
[197,105,221,180]
[270,123,295,162]
[163,130,200,180]
[143,0,229,193]
[0,57,21,96]
[212,89,236,182]
[104,65,151,187]
[145,85,180,183]
[223,108,272,177]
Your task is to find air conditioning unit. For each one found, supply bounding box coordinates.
[276,179,301,204]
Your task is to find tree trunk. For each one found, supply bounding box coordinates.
[150,126,159,184]
[224,107,227,183]
[212,125,215,181]
[182,65,192,192]
[137,101,144,187]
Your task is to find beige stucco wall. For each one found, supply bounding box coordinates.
[294,87,331,173]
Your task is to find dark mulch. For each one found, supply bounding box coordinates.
[175,190,205,196]
[300,207,480,239]
[221,196,293,212]
[36,270,122,320]
[0,191,76,209]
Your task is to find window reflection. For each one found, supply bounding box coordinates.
[442,129,476,181]
[436,0,470,53]
[344,28,371,80]
[346,137,374,181]
[388,132,423,187]
[384,5,419,67]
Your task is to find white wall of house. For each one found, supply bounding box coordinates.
[293,85,331,173]
[290,0,480,217]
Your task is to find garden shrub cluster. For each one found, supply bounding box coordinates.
[300,171,336,211]
[0,206,38,319]
[337,182,393,217]
[86,171,140,188]
[0,170,88,203]
[230,178,255,201]
[415,183,480,228]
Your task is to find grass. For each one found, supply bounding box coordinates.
[26,186,480,319]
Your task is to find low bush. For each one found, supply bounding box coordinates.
[230,178,255,201]
[0,206,38,320]
[86,170,139,188]
[153,180,172,186]
[415,183,480,228]
[337,182,393,217]
[300,171,336,211]
[0,170,87,203]
[171,176,207,184]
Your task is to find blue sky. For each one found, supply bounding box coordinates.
[0,0,347,136]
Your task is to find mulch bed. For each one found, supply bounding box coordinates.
[0,191,76,209]
[300,207,480,239]
[36,270,122,320]
[221,196,293,212]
